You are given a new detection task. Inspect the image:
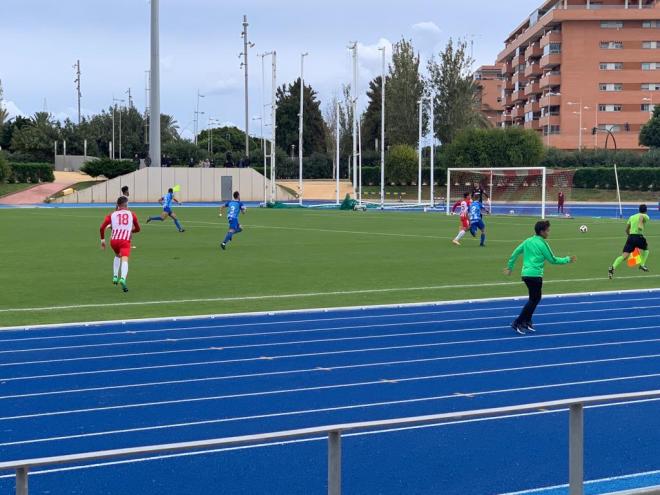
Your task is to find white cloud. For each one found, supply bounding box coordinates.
[355,38,392,83]
[412,21,442,37]
[206,78,241,96]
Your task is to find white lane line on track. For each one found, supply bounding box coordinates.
[2,371,660,447]
[3,274,660,314]
[6,305,660,355]
[2,319,660,369]
[1,400,658,480]
[3,338,660,400]
[5,295,657,343]
[7,339,660,388]
[4,334,660,385]
[2,353,660,423]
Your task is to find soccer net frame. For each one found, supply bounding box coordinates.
[446,167,548,219]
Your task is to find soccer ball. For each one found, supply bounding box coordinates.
[579,225,588,233]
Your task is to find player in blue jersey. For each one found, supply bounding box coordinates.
[146,188,185,232]
[220,191,246,250]
[469,194,488,247]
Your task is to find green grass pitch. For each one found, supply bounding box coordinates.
[0,207,657,327]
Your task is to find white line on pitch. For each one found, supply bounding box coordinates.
[2,319,660,370]
[2,369,659,446]
[3,337,660,400]
[2,274,660,314]
[5,304,660,355]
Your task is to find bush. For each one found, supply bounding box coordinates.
[81,158,138,179]
[573,167,660,191]
[9,163,55,183]
[540,148,660,168]
[386,145,418,184]
[0,152,11,182]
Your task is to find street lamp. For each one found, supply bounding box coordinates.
[112,97,125,160]
[298,52,309,205]
[194,90,205,146]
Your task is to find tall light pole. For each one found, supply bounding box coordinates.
[241,15,255,158]
[73,60,81,125]
[149,0,161,167]
[349,42,358,199]
[379,46,386,209]
[144,70,150,146]
[271,51,277,202]
[567,99,587,149]
[418,99,423,205]
[299,52,308,205]
[259,51,274,204]
[194,90,205,146]
[113,98,125,160]
[429,94,435,208]
[336,99,340,205]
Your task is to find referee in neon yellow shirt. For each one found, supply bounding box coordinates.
[505,220,576,335]
[609,204,650,279]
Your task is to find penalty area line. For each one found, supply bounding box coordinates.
[2,275,660,314]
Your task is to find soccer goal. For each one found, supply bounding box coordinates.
[446,167,576,219]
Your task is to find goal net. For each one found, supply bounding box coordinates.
[446,167,576,218]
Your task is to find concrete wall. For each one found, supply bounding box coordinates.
[53,167,296,203]
[54,155,98,172]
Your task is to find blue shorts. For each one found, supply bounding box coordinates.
[470,220,485,233]
[163,207,173,215]
[229,218,240,231]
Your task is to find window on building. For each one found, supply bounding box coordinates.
[642,62,660,70]
[601,21,624,29]
[598,124,621,133]
[598,104,623,112]
[641,83,660,90]
[543,125,561,136]
[642,103,653,111]
[643,21,660,29]
[599,83,623,91]
[642,41,660,49]
[600,62,624,70]
[543,43,561,55]
[600,41,623,49]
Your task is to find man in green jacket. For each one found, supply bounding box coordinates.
[505,220,576,335]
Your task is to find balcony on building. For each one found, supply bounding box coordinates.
[501,92,513,107]
[540,93,561,107]
[511,106,525,119]
[539,114,561,127]
[503,79,514,92]
[541,53,561,68]
[513,89,527,103]
[540,30,561,49]
[524,81,542,97]
[512,71,528,88]
[499,112,513,125]
[525,43,542,60]
[502,61,514,76]
[524,120,541,130]
[524,100,541,114]
[540,71,561,88]
[525,63,542,78]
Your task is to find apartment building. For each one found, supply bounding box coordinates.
[496,0,659,150]
[475,65,504,125]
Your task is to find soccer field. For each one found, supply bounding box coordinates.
[0,206,657,328]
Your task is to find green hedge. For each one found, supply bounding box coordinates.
[574,168,660,191]
[9,163,55,183]
[0,153,11,182]
[81,158,138,179]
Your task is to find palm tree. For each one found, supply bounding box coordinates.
[160,114,180,142]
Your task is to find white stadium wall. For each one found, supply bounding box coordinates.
[53,168,296,203]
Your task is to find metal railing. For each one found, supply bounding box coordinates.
[1,390,659,495]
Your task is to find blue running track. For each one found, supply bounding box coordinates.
[1,290,659,495]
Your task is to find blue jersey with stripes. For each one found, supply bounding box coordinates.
[469,201,484,223]
[225,200,244,221]
[163,192,174,209]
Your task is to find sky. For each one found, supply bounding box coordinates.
[1,0,542,139]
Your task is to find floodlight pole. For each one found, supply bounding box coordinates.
[299,52,308,205]
[349,42,358,200]
[336,100,340,205]
[379,46,386,209]
[418,99,423,205]
[429,94,435,208]
[74,60,82,125]
[260,52,273,205]
[271,51,277,202]
[241,15,253,158]
[194,90,205,146]
[149,0,161,167]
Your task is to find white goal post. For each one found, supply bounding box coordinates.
[446,167,548,219]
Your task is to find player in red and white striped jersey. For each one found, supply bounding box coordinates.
[100,196,141,292]
[451,192,472,246]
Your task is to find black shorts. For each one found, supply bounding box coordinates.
[623,234,648,253]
